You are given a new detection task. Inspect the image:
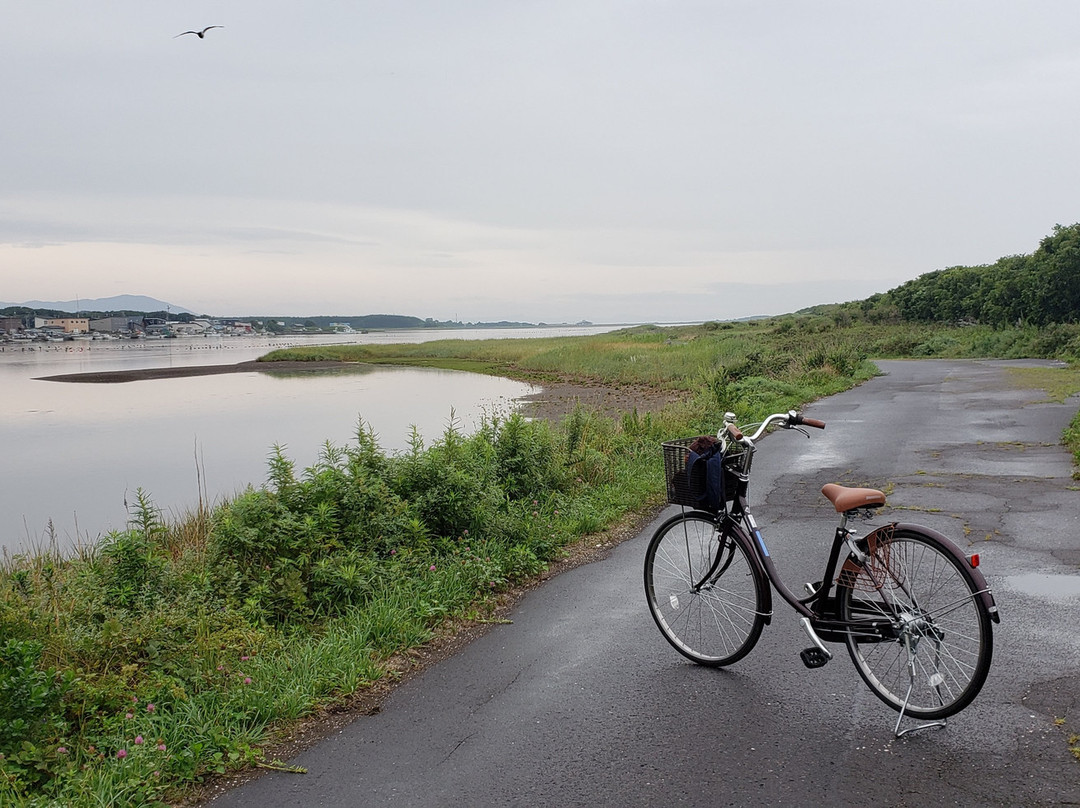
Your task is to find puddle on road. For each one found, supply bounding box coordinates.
[1004,573,1080,600]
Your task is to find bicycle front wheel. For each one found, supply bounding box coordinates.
[644,513,766,666]
[838,526,993,719]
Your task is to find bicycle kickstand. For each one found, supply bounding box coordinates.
[894,636,947,739]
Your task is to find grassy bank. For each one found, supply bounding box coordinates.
[4,317,1080,805]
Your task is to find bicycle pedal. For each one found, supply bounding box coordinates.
[799,647,830,669]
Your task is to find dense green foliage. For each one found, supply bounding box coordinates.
[807,223,1080,329]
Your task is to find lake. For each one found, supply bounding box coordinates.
[0,326,621,556]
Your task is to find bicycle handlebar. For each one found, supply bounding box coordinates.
[724,410,825,445]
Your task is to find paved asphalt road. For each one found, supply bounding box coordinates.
[208,359,1080,807]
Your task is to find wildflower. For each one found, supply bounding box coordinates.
[146,703,155,713]
[217,664,224,671]
[240,655,250,661]
[463,529,468,535]
[244,677,252,685]
[57,747,68,755]
[153,770,160,778]
[87,746,96,754]
[134,736,144,745]
[131,696,138,704]
[157,744,167,752]
[117,749,127,760]
[125,712,134,720]
[429,564,436,571]
[390,549,397,555]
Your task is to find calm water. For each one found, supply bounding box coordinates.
[0,326,620,555]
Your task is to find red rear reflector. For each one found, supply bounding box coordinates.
[969,554,980,568]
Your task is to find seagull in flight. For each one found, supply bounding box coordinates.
[175,26,224,39]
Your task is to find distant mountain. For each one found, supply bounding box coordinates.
[0,295,194,314]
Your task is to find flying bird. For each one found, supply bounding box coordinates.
[175,26,223,39]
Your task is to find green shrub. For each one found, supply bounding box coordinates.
[0,639,74,795]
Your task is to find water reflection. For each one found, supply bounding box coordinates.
[1,356,536,554]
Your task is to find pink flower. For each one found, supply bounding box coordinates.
[217,664,224,671]
[157,744,167,752]
[146,703,155,713]
[125,712,134,720]
[131,696,138,704]
[429,565,436,571]
[116,749,127,760]
[56,747,68,755]
[390,549,397,555]
[463,529,468,535]
[240,655,250,661]
[244,677,252,685]
[134,736,144,745]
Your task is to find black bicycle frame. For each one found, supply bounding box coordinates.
[719,487,1000,646]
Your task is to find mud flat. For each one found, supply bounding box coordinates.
[34,360,350,384]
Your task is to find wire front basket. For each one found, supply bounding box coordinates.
[662,437,742,509]
[662,438,700,507]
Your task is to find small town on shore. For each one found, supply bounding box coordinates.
[0,314,265,343]
[0,309,597,345]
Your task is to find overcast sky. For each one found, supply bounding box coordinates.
[2,2,1078,323]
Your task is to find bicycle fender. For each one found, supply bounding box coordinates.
[879,523,1001,624]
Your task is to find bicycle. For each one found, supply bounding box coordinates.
[643,410,1000,736]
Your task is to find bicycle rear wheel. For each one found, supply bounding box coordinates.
[838,526,993,719]
[644,512,766,666]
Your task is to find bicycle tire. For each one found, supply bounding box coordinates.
[644,512,767,666]
[838,526,993,719]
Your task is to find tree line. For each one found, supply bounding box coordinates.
[810,223,1080,327]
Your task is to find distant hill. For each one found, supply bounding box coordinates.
[0,295,193,314]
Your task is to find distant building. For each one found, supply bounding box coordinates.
[90,316,138,333]
[169,320,208,335]
[0,316,24,334]
[142,317,168,335]
[35,317,90,334]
